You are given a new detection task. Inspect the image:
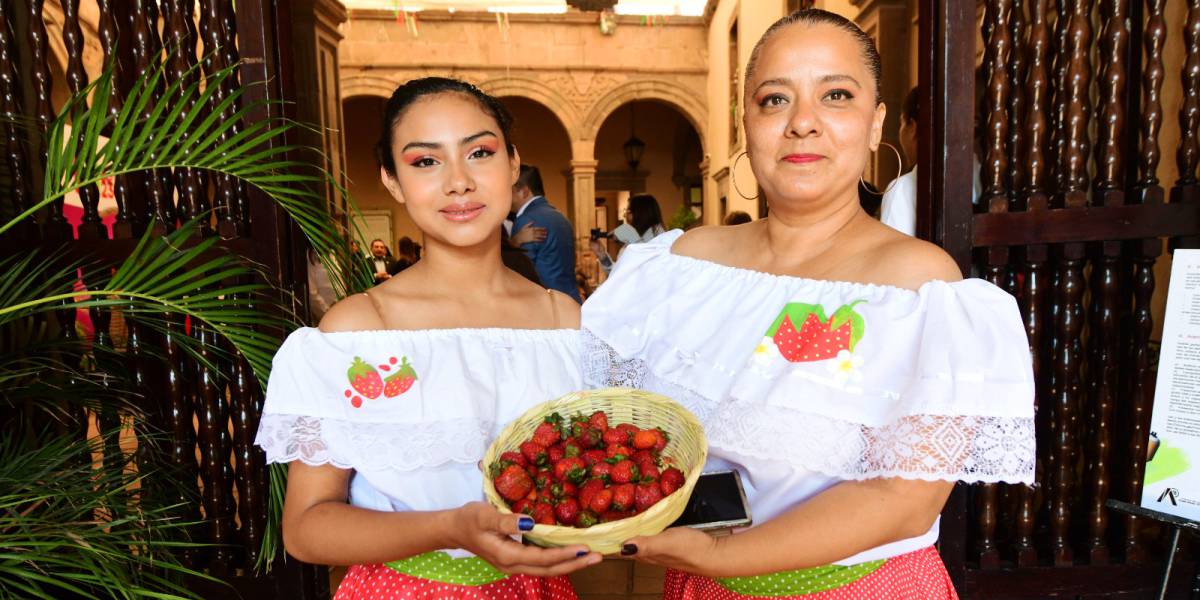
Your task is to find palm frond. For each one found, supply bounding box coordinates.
[0,429,221,599]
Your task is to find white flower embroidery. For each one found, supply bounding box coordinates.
[827,349,863,383]
[752,337,780,366]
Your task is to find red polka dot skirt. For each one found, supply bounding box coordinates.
[334,564,578,600]
[663,546,958,600]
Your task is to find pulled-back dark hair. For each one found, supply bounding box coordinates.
[628,194,664,237]
[375,77,515,176]
[746,9,882,105]
[515,164,545,197]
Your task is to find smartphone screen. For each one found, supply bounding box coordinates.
[670,470,752,531]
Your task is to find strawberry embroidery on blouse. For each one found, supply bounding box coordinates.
[761,300,867,362]
[344,355,418,407]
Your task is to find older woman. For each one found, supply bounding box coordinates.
[581,9,1034,599]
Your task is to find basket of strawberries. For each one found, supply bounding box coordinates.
[483,387,706,554]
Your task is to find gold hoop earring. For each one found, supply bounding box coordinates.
[860,142,905,197]
[731,151,759,200]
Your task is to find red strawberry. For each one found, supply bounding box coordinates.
[512,498,533,515]
[382,357,417,397]
[574,426,603,449]
[660,467,685,496]
[532,502,555,525]
[500,451,527,468]
[771,301,865,363]
[633,429,657,450]
[581,449,607,467]
[589,488,613,514]
[635,482,664,512]
[607,444,634,460]
[602,428,628,446]
[563,440,582,458]
[346,357,383,399]
[520,441,548,466]
[632,450,658,470]
[588,411,609,433]
[533,468,554,490]
[553,457,587,483]
[577,510,599,528]
[555,497,581,526]
[590,461,613,482]
[494,464,533,502]
[548,444,566,464]
[578,478,605,510]
[611,484,635,512]
[611,460,639,484]
[533,422,561,447]
[652,428,669,453]
[640,464,661,482]
[617,423,639,441]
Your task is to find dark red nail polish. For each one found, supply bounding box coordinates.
[621,544,638,556]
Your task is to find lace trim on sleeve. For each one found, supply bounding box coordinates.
[255,413,492,472]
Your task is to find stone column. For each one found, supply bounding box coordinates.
[699,155,721,225]
[569,157,599,288]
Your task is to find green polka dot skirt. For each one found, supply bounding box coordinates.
[714,560,886,596]
[385,551,509,586]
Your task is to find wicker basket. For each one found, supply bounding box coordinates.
[482,387,707,554]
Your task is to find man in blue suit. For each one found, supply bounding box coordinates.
[510,165,580,302]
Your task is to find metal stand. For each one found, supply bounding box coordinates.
[1107,499,1200,600]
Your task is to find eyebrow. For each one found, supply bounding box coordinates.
[752,74,863,95]
[401,130,498,153]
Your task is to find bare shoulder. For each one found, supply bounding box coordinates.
[671,225,739,260]
[318,293,387,333]
[865,235,963,291]
[548,290,582,329]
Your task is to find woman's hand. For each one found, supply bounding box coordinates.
[620,527,723,575]
[448,502,602,576]
[511,224,547,245]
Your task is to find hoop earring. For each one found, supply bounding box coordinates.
[731,151,760,200]
[860,141,905,197]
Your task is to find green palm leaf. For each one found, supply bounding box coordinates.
[1,47,377,586]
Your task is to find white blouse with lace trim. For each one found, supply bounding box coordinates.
[254,327,581,532]
[581,229,1035,564]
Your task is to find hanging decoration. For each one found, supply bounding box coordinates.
[495,11,511,42]
[639,14,665,27]
[598,8,617,35]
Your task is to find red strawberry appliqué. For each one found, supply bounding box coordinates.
[345,355,418,407]
[383,357,418,398]
[766,300,866,363]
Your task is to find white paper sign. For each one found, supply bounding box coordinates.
[1142,249,1200,520]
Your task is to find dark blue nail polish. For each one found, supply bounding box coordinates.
[576,550,588,557]
[621,543,638,556]
[518,516,534,531]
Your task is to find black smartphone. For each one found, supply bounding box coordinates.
[669,470,752,533]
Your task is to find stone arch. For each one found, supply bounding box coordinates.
[340,75,399,100]
[580,80,707,150]
[477,77,581,141]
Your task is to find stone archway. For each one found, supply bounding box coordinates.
[479,77,582,141]
[580,80,707,149]
[340,75,400,100]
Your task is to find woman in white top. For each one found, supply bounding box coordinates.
[590,193,668,272]
[256,77,600,599]
[581,9,1033,599]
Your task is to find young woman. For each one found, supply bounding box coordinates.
[582,9,1034,599]
[255,78,601,599]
